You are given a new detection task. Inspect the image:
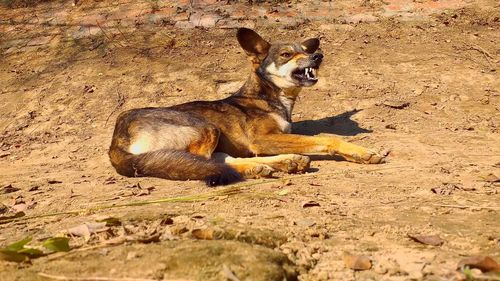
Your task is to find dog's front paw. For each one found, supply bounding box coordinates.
[359,148,390,164]
[244,164,275,179]
[269,154,311,173]
[341,148,389,164]
[291,154,311,172]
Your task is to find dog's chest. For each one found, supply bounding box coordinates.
[270,113,292,133]
[272,94,294,133]
[279,95,294,119]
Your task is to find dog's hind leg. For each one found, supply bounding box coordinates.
[184,125,275,178]
[109,109,243,186]
[186,125,220,159]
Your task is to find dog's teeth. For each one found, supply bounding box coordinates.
[307,68,313,78]
[303,67,316,80]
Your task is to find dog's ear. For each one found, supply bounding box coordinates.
[301,38,320,54]
[237,28,270,60]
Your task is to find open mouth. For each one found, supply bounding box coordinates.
[292,67,318,83]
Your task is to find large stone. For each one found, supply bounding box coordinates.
[189,13,220,28]
[1,240,298,281]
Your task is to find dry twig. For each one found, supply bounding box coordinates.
[105,91,126,126]
[222,264,241,281]
[2,165,414,224]
[468,44,495,60]
[434,204,499,210]
[96,21,125,48]
[38,272,191,281]
[461,42,497,68]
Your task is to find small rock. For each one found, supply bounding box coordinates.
[126,251,138,260]
[483,173,499,183]
[295,219,316,228]
[385,124,397,130]
[431,183,467,195]
[343,253,372,270]
[2,184,20,194]
[301,201,320,208]
[457,256,500,272]
[459,95,470,101]
[0,203,8,214]
[189,13,220,28]
[0,152,11,158]
[103,177,116,185]
[83,85,94,93]
[343,13,378,24]
[373,262,388,274]
[192,228,215,240]
[174,21,194,29]
[382,100,410,109]
[171,225,189,235]
[160,217,174,225]
[408,234,445,246]
[47,180,62,184]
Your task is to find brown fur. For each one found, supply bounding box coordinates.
[109,28,386,186]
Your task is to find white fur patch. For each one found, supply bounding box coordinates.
[271,113,291,133]
[279,94,294,119]
[128,125,199,155]
[266,62,297,89]
[129,136,151,155]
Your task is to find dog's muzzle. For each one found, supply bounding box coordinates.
[312,53,323,63]
[292,53,323,85]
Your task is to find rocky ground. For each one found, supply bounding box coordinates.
[0,0,499,280]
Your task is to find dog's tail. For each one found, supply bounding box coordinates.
[109,147,242,186]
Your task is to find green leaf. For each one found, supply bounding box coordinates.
[42,237,70,252]
[5,236,32,252]
[0,249,29,262]
[0,236,70,262]
[17,247,44,257]
[462,266,474,280]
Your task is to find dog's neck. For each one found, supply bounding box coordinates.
[235,72,302,121]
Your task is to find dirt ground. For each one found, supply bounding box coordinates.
[0,1,499,280]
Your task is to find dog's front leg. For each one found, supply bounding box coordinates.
[250,134,386,164]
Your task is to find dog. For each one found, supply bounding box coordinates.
[109,28,386,186]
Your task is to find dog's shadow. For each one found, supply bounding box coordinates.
[291,109,371,165]
[292,109,371,136]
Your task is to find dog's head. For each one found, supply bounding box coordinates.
[237,28,323,89]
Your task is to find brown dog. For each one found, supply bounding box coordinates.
[109,28,386,186]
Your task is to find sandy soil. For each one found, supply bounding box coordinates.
[0,1,499,280]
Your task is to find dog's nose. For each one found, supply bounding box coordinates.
[312,53,323,62]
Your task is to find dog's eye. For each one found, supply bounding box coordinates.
[280,52,292,58]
